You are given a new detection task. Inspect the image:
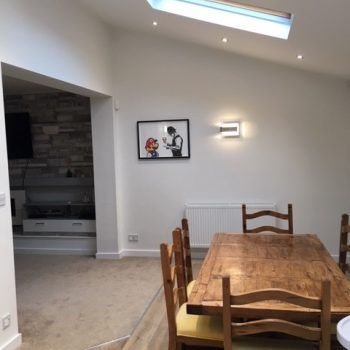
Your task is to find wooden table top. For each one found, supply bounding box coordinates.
[187,233,350,321]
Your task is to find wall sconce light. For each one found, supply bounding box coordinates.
[220,121,240,138]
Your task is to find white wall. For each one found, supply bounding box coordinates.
[0,71,21,350]
[0,0,113,95]
[0,1,115,348]
[113,31,350,257]
[91,97,119,259]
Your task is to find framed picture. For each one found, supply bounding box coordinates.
[137,119,190,159]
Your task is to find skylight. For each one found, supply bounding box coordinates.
[146,0,293,39]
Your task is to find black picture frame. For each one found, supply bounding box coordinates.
[137,119,190,159]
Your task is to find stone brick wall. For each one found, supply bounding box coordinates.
[4,92,93,179]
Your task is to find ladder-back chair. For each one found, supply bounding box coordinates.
[222,274,331,350]
[339,213,350,274]
[181,218,196,298]
[242,203,293,234]
[160,229,223,350]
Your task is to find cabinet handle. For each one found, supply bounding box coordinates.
[72,222,83,226]
[35,222,45,225]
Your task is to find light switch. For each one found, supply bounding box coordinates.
[0,192,5,206]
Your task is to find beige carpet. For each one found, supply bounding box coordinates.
[15,255,162,350]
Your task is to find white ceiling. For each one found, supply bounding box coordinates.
[3,0,350,95]
[79,0,350,81]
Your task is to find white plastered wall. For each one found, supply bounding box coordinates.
[0,0,112,95]
[0,1,117,348]
[113,31,350,257]
[91,97,119,259]
[0,70,21,350]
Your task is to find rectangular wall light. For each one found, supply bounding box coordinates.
[146,0,293,39]
[220,121,240,137]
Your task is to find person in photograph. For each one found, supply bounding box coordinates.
[162,126,183,157]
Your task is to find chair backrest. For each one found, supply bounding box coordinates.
[242,203,293,234]
[181,218,194,284]
[222,275,331,350]
[160,229,187,343]
[339,213,350,274]
[172,227,187,302]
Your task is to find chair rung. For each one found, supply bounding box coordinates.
[340,244,350,252]
[242,204,293,235]
[246,226,291,234]
[231,289,321,309]
[341,225,350,233]
[232,319,321,341]
[245,210,288,220]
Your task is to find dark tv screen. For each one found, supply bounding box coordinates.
[5,112,34,159]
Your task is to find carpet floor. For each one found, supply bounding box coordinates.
[15,255,162,350]
[16,255,344,350]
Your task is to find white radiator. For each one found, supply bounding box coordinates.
[185,203,276,247]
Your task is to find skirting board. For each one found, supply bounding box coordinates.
[0,333,22,350]
[119,249,159,258]
[95,252,122,259]
[331,254,345,264]
[118,250,344,262]
[14,248,96,255]
[11,235,346,263]
[13,235,96,256]
[119,248,208,259]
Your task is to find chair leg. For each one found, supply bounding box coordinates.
[169,337,177,350]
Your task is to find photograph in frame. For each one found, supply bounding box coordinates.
[137,119,190,159]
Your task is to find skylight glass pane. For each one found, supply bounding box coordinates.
[146,0,293,39]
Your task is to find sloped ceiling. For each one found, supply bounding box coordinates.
[79,0,350,81]
[4,0,350,94]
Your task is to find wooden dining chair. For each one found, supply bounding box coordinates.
[181,218,194,285]
[180,218,197,299]
[222,274,331,350]
[172,228,188,306]
[339,213,350,274]
[242,203,293,234]
[160,230,224,350]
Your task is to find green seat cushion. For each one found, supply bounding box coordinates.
[176,302,223,341]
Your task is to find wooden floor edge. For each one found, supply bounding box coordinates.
[82,284,164,350]
[122,285,168,350]
[85,335,130,350]
[127,284,164,335]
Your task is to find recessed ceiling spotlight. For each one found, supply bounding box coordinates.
[297,54,304,60]
[152,21,158,26]
[222,37,228,43]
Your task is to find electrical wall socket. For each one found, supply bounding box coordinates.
[2,313,10,330]
[128,234,139,242]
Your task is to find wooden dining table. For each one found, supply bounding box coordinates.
[187,233,350,321]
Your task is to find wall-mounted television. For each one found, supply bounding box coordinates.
[5,112,34,159]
